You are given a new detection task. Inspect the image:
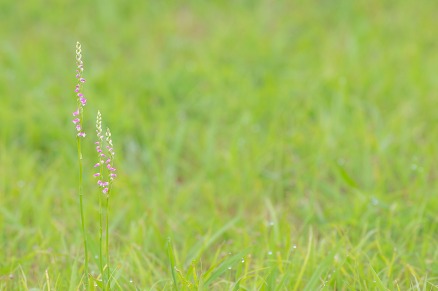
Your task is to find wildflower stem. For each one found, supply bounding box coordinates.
[99,187,104,287]
[106,194,111,289]
[77,137,89,287]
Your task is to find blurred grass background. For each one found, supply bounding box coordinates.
[0,0,437,289]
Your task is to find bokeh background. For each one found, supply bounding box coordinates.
[1,0,437,289]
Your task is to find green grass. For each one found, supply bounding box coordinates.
[1,0,438,289]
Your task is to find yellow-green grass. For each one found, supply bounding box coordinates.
[0,0,437,289]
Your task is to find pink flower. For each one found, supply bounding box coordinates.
[73,42,87,137]
[93,173,100,177]
[94,112,117,194]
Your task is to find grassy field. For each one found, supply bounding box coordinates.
[1,0,437,289]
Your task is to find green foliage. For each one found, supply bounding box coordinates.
[0,0,438,289]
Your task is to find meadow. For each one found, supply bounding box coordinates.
[0,0,437,289]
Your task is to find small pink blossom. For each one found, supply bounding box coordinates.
[93,173,100,177]
[73,42,87,138]
[97,180,109,188]
[94,112,117,194]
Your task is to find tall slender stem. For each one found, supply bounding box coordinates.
[77,137,88,287]
[106,195,110,289]
[99,189,104,286]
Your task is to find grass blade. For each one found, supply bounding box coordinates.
[293,228,313,291]
[167,237,179,291]
[203,249,250,287]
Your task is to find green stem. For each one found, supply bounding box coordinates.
[77,138,89,287]
[106,194,110,289]
[99,189,104,287]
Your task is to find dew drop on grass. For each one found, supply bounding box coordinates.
[293,245,297,249]
[241,258,245,263]
[228,266,232,270]
[129,279,133,283]
[268,251,273,255]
